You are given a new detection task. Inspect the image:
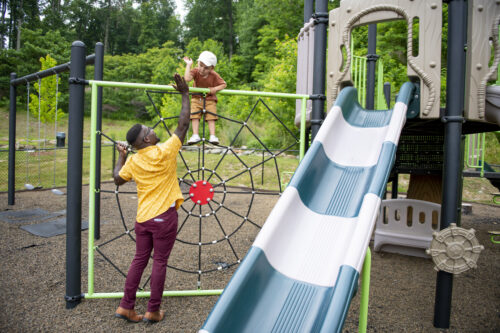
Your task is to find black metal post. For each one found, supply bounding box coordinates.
[8,73,17,205]
[304,0,313,23]
[391,176,398,199]
[112,142,116,178]
[310,0,328,141]
[384,82,391,109]
[65,41,86,309]
[434,0,467,328]
[366,24,378,110]
[261,150,264,185]
[93,42,104,240]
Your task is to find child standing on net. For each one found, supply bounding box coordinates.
[183,51,227,145]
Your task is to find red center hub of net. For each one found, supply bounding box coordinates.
[189,180,215,205]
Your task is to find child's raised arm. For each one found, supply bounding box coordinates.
[209,82,227,95]
[183,57,194,82]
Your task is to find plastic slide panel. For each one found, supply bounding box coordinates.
[200,83,415,333]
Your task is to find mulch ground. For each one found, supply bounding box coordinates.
[0,183,499,332]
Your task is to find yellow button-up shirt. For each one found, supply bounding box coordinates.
[119,134,184,222]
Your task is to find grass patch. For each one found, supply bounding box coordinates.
[1,106,499,204]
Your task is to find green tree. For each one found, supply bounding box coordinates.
[137,0,179,53]
[0,27,70,102]
[28,54,64,143]
[255,37,298,148]
[183,0,235,57]
[233,0,265,84]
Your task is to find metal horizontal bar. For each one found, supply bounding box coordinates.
[84,289,223,299]
[463,171,500,179]
[88,80,310,99]
[11,54,96,86]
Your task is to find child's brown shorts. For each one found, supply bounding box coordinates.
[190,96,218,121]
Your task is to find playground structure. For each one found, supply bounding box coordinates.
[201,0,500,331]
[5,0,500,331]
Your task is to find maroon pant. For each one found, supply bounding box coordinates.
[120,207,178,312]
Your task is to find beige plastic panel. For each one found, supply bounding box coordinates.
[327,0,442,118]
[464,0,500,121]
[295,19,315,127]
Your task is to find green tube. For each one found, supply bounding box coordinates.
[300,97,307,161]
[359,247,371,333]
[87,80,309,100]
[84,289,223,299]
[84,79,310,298]
[87,82,98,296]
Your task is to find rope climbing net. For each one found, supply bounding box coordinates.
[85,80,309,298]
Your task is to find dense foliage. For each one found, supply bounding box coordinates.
[2,0,449,148]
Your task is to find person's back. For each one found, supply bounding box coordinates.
[118,133,183,222]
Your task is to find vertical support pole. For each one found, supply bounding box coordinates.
[366,24,378,110]
[434,0,467,328]
[8,73,17,205]
[93,42,104,240]
[383,82,391,109]
[88,82,99,296]
[310,0,328,141]
[112,142,116,178]
[391,175,398,199]
[261,150,264,185]
[65,41,86,309]
[304,0,313,23]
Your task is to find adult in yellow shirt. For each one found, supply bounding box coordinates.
[114,73,189,324]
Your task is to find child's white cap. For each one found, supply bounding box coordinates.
[198,51,217,67]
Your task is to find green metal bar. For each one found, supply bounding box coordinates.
[358,247,371,333]
[300,97,307,161]
[87,82,98,295]
[87,80,309,100]
[84,289,224,299]
[352,55,370,108]
[85,79,310,299]
[464,133,485,175]
[464,135,472,167]
[479,132,486,177]
[376,60,385,109]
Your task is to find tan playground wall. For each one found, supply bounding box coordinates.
[465,0,500,122]
[326,0,442,118]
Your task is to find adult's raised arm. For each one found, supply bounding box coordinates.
[173,73,191,143]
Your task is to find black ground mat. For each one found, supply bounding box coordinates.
[0,209,66,224]
[20,218,89,238]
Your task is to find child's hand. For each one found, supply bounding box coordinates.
[183,57,193,66]
[209,87,217,95]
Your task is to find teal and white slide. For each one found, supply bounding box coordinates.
[200,83,416,333]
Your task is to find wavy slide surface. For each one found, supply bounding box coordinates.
[200,83,415,333]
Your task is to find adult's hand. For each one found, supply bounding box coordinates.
[173,73,189,95]
[116,142,128,157]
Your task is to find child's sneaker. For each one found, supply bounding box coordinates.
[187,134,201,145]
[209,135,219,145]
